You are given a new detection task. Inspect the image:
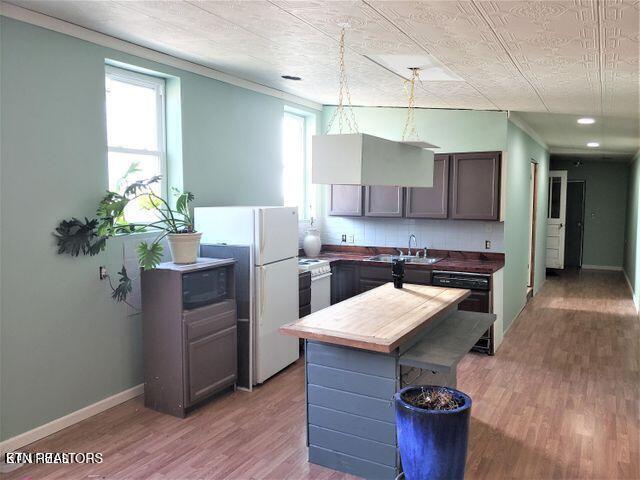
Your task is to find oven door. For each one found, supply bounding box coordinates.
[310,272,332,313]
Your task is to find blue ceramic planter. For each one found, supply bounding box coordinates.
[394,385,472,480]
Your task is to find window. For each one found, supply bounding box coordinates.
[105,66,166,222]
[282,110,314,219]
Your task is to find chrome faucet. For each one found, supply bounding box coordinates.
[408,234,417,257]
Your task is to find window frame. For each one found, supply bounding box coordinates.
[105,65,168,199]
[283,108,315,220]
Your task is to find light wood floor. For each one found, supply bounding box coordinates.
[5,270,639,479]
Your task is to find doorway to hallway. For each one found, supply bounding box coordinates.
[565,180,586,268]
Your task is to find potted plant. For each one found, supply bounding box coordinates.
[53,172,200,301]
[394,385,472,480]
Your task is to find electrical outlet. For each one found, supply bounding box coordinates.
[485,240,491,250]
[347,234,354,244]
[99,266,108,280]
[341,234,347,243]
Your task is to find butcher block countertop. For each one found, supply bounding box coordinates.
[280,283,470,353]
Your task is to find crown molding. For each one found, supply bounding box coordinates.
[0,2,322,111]
[507,112,549,151]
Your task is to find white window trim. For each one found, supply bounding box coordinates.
[284,108,315,220]
[105,65,167,198]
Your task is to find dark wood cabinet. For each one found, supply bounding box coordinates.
[299,271,311,318]
[327,151,502,221]
[405,154,449,219]
[330,264,359,304]
[450,152,501,220]
[364,186,404,217]
[359,278,387,293]
[328,185,363,216]
[141,260,237,418]
[187,323,237,404]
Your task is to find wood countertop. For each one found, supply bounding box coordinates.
[280,282,470,353]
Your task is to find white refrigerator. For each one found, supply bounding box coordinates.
[194,206,300,386]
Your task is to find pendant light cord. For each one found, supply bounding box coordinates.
[402,68,421,141]
[326,28,359,134]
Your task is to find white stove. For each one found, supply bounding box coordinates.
[298,258,331,277]
[298,258,332,313]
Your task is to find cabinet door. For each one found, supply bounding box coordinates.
[364,186,403,217]
[330,264,359,304]
[450,152,501,220]
[405,155,449,219]
[359,278,387,293]
[187,325,237,405]
[328,185,363,216]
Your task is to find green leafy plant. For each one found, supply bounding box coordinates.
[53,168,195,302]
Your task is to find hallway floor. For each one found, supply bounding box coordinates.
[5,270,639,479]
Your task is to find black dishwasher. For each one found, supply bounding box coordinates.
[432,271,493,355]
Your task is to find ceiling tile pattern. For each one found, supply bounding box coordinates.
[6,0,639,154]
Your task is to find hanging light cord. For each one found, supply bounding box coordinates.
[402,68,422,141]
[326,28,359,134]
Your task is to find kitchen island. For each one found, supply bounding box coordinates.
[280,282,495,479]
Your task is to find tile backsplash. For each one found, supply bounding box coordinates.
[305,216,504,253]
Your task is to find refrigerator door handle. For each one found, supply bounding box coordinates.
[259,265,266,318]
[259,209,266,263]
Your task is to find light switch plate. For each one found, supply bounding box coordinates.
[347,234,355,244]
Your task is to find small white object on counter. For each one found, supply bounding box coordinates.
[303,224,322,257]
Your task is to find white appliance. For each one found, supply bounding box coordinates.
[298,258,332,313]
[195,206,299,386]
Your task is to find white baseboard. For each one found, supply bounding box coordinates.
[0,384,144,457]
[582,264,623,271]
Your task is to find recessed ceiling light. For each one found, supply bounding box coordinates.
[577,117,595,124]
[587,142,600,148]
[281,75,302,81]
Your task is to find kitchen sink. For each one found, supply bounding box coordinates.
[364,254,442,265]
[408,256,443,265]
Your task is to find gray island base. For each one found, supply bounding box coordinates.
[304,309,495,479]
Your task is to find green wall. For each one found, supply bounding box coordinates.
[550,158,629,268]
[504,122,550,332]
[0,17,318,440]
[323,106,508,152]
[624,151,640,309]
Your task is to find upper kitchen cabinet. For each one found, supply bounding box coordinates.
[405,154,450,219]
[450,152,501,220]
[364,186,403,217]
[328,185,363,216]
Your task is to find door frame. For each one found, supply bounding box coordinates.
[566,180,586,268]
[528,162,538,288]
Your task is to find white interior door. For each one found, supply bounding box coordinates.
[254,257,299,383]
[546,170,568,269]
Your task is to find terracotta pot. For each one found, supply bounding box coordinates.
[167,232,202,264]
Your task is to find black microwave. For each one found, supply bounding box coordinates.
[182,267,229,310]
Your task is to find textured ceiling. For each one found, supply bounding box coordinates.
[6,0,640,156]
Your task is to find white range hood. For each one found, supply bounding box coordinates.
[312,133,435,187]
